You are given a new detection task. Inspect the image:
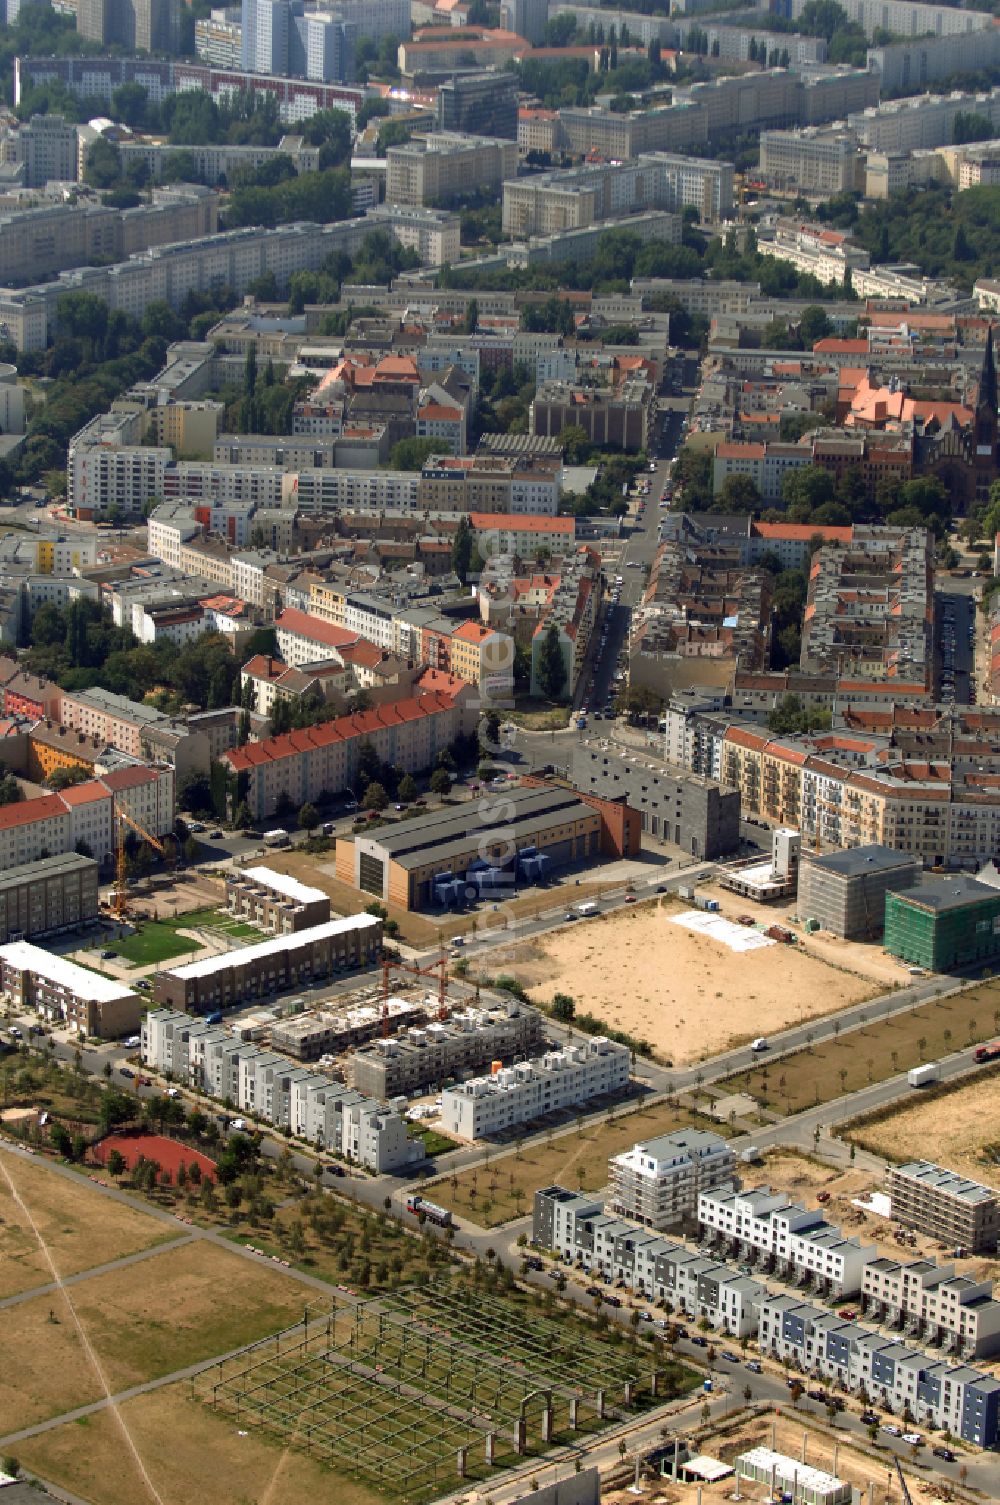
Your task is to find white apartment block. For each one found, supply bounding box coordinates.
[759,129,860,196]
[141,1008,423,1173]
[848,88,1000,154]
[862,1257,1000,1360]
[284,467,420,512]
[757,219,870,287]
[698,1184,876,1297]
[608,1129,737,1230]
[441,1038,629,1140]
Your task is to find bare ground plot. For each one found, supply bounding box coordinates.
[848,1072,1000,1192]
[484,901,878,1064]
[744,1149,999,1284]
[16,1385,383,1505]
[0,1151,170,1300]
[726,981,1000,1115]
[704,878,913,989]
[0,1242,308,1432]
[430,1101,728,1226]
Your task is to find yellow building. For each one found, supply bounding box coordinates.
[154,401,223,459]
[310,582,348,626]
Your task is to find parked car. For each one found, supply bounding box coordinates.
[881,1424,903,1437]
[100,950,117,960]
[720,1351,741,1364]
[689,1335,708,1347]
[745,1360,762,1373]
[860,1412,880,1426]
[932,1447,956,1462]
[119,1066,135,1079]
[901,1433,923,1446]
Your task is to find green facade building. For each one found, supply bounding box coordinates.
[884,877,1000,972]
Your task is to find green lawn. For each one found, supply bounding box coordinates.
[106,923,206,968]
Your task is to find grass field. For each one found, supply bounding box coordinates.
[720,980,1000,1116]
[95,923,205,969]
[0,1150,171,1300]
[0,1240,308,1432]
[431,1100,727,1225]
[16,1385,383,1505]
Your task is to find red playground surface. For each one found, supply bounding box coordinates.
[94,1132,216,1179]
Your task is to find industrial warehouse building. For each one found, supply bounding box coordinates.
[883,876,1000,972]
[0,852,99,944]
[224,864,331,934]
[153,913,383,1013]
[569,745,739,859]
[0,941,141,1037]
[334,781,640,911]
[796,844,919,939]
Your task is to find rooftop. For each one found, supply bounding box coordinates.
[238,865,328,907]
[0,941,136,1003]
[162,913,381,983]
[802,843,916,877]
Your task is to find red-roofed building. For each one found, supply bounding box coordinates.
[274,608,362,668]
[223,690,474,819]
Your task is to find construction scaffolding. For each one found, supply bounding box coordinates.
[199,1279,679,1501]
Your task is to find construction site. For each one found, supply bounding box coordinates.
[198,1278,690,1502]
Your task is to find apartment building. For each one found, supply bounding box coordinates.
[385,134,517,207]
[848,88,1000,154]
[757,219,870,287]
[56,686,210,781]
[862,1257,1000,1360]
[531,376,655,453]
[222,690,471,819]
[803,529,933,687]
[470,514,574,562]
[77,0,181,51]
[349,1000,545,1097]
[533,1186,765,1337]
[269,995,424,1061]
[417,453,562,516]
[759,128,860,196]
[154,912,383,1013]
[224,864,331,934]
[0,941,141,1038]
[441,1037,630,1139]
[285,467,419,512]
[699,1184,876,1298]
[0,853,99,946]
[608,1130,737,1231]
[141,1007,422,1172]
[528,545,603,700]
[0,113,78,188]
[758,1293,1000,1447]
[887,1162,1000,1253]
[502,154,732,237]
[869,29,1000,93]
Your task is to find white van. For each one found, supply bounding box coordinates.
[751,1037,769,1052]
[576,901,600,917]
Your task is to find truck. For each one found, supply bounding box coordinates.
[405,1194,452,1228]
[263,828,290,848]
[908,1063,941,1088]
[576,901,600,917]
[974,1040,1000,1064]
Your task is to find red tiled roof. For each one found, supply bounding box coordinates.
[469,513,574,533]
[223,691,457,773]
[100,766,159,791]
[58,780,110,807]
[0,793,68,830]
[275,609,358,651]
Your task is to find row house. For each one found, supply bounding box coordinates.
[862,1257,1000,1360]
[758,1294,1000,1447]
[143,1009,421,1174]
[533,1187,764,1337]
[698,1185,875,1297]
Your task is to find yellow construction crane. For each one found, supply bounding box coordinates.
[113,805,175,920]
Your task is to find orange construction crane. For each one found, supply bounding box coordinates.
[113,805,175,920]
[381,953,450,1033]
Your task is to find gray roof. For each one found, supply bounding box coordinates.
[0,851,97,891]
[362,784,598,870]
[804,843,916,877]
[887,875,999,914]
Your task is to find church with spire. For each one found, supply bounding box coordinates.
[918,323,1000,508]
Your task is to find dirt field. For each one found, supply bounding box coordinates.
[17,1384,382,1505]
[705,878,913,989]
[0,1149,170,1300]
[94,1132,217,1180]
[849,1073,1000,1192]
[431,1101,728,1226]
[485,900,878,1064]
[0,1241,309,1431]
[728,981,1000,1114]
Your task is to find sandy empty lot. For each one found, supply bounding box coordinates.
[489,900,877,1064]
[852,1074,1000,1192]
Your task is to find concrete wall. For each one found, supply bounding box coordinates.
[570,744,739,858]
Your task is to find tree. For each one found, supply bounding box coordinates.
[429,767,452,796]
[452,514,473,583]
[715,474,761,514]
[389,436,440,471]
[50,1122,73,1158]
[551,992,576,1022]
[559,424,592,465]
[536,623,567,701]
[298,801,319,832]
[0,774,22,808]
[397,773,419,803]
[362,781,388,812]
[799,305,832,345]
